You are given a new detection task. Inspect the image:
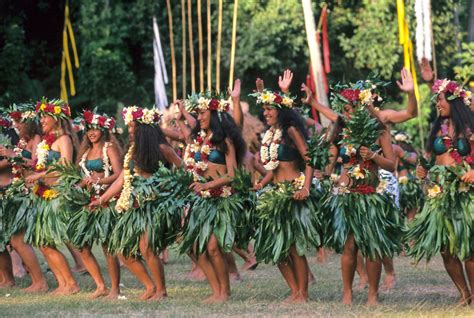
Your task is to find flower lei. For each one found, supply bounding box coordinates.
[260,127,283,171]
[183,131,233,198]
[9,110,36,123]
[34,133,58,172]
[81,110,115,131]
[432,79,472,106]
[79,142,112,195]
[35,98,71,119]
[116,144,135,213]
[10,138,28,182]
[439,120,474,165]
[121,106,162,126]
[249,89,295,109]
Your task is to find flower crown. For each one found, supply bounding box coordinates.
[392,130,411,144]
[121,106,162,126]
[249,89,295,109]
[79,110,116,131]
[330,77,389,112]
[35,98,71,119]
[432,79,472,106]
[9,103,37,123]
[185,92,230,113]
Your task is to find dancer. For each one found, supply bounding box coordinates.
[64,110,122,298]
[178,93,247,303]
[407,79,473,306]
[90,106,182,301]
[250,88,322,303]
[24,98,80,295]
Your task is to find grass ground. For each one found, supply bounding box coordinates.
[0,247,472,317]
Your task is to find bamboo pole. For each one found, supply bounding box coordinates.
[197,0,204,92]
[166,0,177,101]
[215,0,223,93]
[207,0,212,91]
[181,0,187,98]
[228,0,238,90]
[187,0,196,93]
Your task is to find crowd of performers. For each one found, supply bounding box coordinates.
[0,65,472,306]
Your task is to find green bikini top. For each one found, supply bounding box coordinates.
[22,149,32,160]
[433,136,471,156]
[278,143,298,162]
[85,158,104,172]
[195,149,226,165]
[47,150,61,163]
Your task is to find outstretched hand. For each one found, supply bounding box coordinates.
[228,79,241,99]
[396,68,414,93]
[256,78,264,93]
[278,69,293,93]
[300,83,313,104]
[419,57,434,82]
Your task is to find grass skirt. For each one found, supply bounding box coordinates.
[324,189,401,260]
[253,183,323,264]
[109,166,192,257]
[404,166,473,262]
[0,190,11,251]
[398,175,423,212]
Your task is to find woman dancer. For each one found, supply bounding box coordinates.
[24,98,80,295]
[408,79,473,305]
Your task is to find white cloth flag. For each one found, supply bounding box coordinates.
[153,16,168,110]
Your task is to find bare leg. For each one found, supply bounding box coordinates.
[465,257,474,306]
[10,233,48,292]
[380,257,396,291]
[205,235,230,302]
[9,248,26,278]
[0,251,14,287]
[119,254,155,300]
[365,257,382,306]
[224,252,241,282]
[316,247,327,264]
[160,248,169,264]
[66,243,86,273]
[139,234,167,301]
[356,251,368,290]
[289,246,309,303]
[406,208,417,221]
[102,245,120,299]
[277,260,299,302]
[187,254,206,281]
[441,251,471,305]
[196,250,221,302]
[40,246,80,295]
[79,245,108,298]
[341,235,358,305]
[232,246,257,271]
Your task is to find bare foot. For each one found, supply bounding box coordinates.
[292,295,308,304]
[148,292,167,302]
[202,294,219,304]
[342,290,352,305]
[283,293,298,304]
[0,280,14,288]
[139,287,156,300]
[187,268,206,281]
[106,289,120,300]
[230,272,242,282]
[367,292,378,306]
[356,277,368,290]
[13,267,26,279]
[203,295,229,304]
[51,287,65,295]
[90,286,109,299]
[23,282,48,293]
[60,284,80,295]
[380,274,396,291]
[241,257,258,271]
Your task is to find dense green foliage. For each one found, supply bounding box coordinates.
[0,0,471,120]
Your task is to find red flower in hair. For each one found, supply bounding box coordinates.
[45,104,55,113]
[273,94,283,104]
[109,118,116,129]
[98,116,106,127]
[83,110,94,124]
[445,81,458,93]
[340,89,361,103]
[10,112,22,121]
[35,102,41,112]
[63,106,71,116]
[132,108,143,120]
[208,98,219,111]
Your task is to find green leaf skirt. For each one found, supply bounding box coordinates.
[253,184,323,264]
[67,203,118,249]
[324,190,401,260]
[0,194,11,252]
[399,175,423,212]
[404,185,473,262]
[179,193,246,255]
[6,192,37,238]
[26,195,69,247]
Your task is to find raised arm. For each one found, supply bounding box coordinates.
[278,69,293,94]
[301,83,338,123]
[229,79,243,129]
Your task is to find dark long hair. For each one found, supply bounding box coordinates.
[191,111,246,165]
[76,129,123,164]
[134,123,170,173]
[427,95,474,153]
[276,108,309,169]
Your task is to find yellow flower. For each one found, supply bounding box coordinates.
[458,182,469,193]
[35,164,45,171]
[427,184,442,198]
[43,189,58,200]
[359,89,373,104]
[261,93,273,104]
[40,103,46,111]
[282,97,294,108]
[351,165,365,180]
[32,184,39,194]
[398,176,409,184]
[54,106,62,114]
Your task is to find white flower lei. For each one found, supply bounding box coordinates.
[116,143,135,213]
[79,142,112,194]
[260,127,282,171]
[183,130,212,181]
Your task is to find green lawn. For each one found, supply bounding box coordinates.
[0,247,472,317]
